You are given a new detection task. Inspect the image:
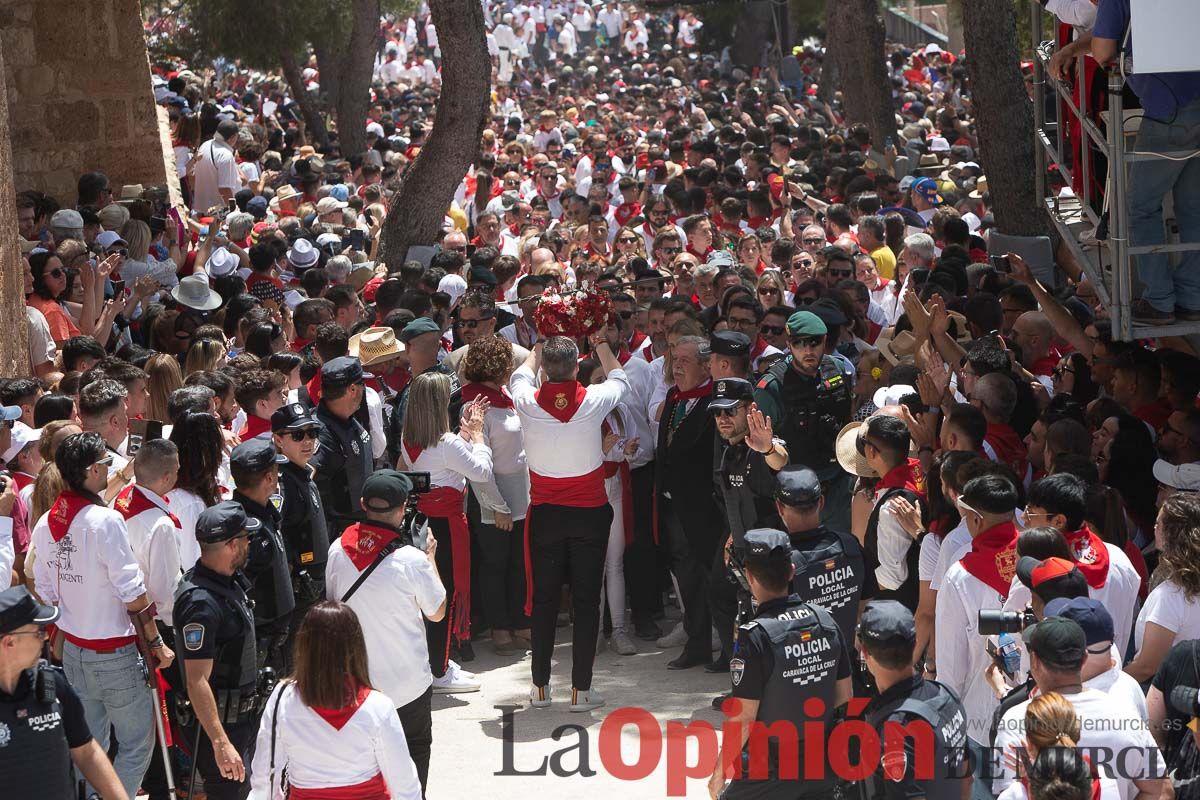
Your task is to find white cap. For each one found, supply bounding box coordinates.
[924,43,942,55]
[95,230,127,250]
[438,273,468,307]
[961,212,982,233]
[872,385,917,410]
[316,196,348,215]
[205,246,238,277]
[283,290,306,310]
[2,422,40,464]
[315,232,342,250]
[1154,459,1200,491]
[928,136,951,153]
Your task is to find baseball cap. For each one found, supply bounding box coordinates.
[912,177,943,205]
[246,196,269,219]
[1023,615,1086,671]
[743,528,793,560]
[857,599,916,645]
[321,357,366,390]
[195,500,263,543]
[95,230,127,250]
[229,439,287,472]
[51,209,84,231]
[361,469,414,512]
[1153,459,1200,492]
[775,466,822,507]
[1016,556,1089,603]
[710,377,754,410]
[0,586,59,635]
[1043,597,1115,652]
[2,422,42,464]
[271,403,321,432]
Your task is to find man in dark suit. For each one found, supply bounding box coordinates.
[656,335,722,670]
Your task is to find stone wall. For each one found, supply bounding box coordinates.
[0,0,169,204]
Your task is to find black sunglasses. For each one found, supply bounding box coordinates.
[459,315,496,328]
[855,434,876,457]
[760,325,786,336]
[285,428,321,442]
[710,405,743,417]
[617,310,634,320]
[660,246,682,255]
[828,268,853,278]
[46,268,65,279]
[795,297,818,306]
[617,237,639,244]
[791,335,824,348]
[1052,366,1075,378]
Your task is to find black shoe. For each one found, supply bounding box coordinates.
[667,651,710,670]
[634,619,662,641]
[711,693,730,710]
[1132,298,1175,325]
[456,640,475,662]
[704,656,730,674]
[1177,306,1200,322]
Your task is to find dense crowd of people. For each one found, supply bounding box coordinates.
[2,0,1200,798]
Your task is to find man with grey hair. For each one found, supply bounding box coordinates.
[901,233,936,273]
[972,372,1030,483]
[325,254,353,285]
[654,334,722,670]
[510,334,628,712]
[692,263,721,309]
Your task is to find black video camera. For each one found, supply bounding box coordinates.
[978,607,1036,636]
[399,471,432,544]
[1169,685,1200,717]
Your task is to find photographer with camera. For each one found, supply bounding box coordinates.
[325,469,446,795]
[1148,638,1200,799]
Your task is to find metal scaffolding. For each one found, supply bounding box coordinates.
[1030,7,1200,341]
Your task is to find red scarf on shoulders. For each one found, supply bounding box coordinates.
[339,521,401,571]
[535,380,587,422]
[958,520,1020,598]
[48,490,97,542]
[310,683,372,731]
[985,422,1028,480]
[876,457,927,500]
[462,383,514,409]
[114,485,181,529]
[666,380,713,404]
[1065,526,1110,589]
[240,414,272,442]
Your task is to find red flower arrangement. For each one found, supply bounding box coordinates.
[532,285,612,338]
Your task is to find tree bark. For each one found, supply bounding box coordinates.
[279,48,328,148]
[379,0,491,267]
[962,0,1046,235]
[313,0,380,160]
[0,36,28,376]
[824,0,895,148]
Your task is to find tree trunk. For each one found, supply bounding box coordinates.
[329,0,380,159]
[0,37,28,376]
[379,0,491,267]
[824,0,895,147]
[962,0,1046,235]
[279,48,328,148]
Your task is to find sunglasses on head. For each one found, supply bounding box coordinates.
[285,428,321,442]
[760,324,785,336]
[93,455,114,469]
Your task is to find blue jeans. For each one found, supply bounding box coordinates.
[62,641,155,799]
[1128,96,1200,311]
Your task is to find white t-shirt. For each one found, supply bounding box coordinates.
[325,537,446,708]
[1134,578,1200,652]
[26,305,55,373]
[191,136,240,212]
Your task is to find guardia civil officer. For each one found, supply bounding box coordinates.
[859,600,968,800]
[774,466,873,649]
[0,586,128,800]
[752,312,853,532]
[271,403,330,667]
[387,317,463,466]
[230,438,295,673]
[310,356,374,535]
[708,529,852,800]
[174,502,263,800]
[710,377,788,672]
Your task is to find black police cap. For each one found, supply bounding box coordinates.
[361,469,414,512]
[196,500,263,543]
[229,438,287,472]
[775,465,822,506]
[710,377,754,410]
[272,402,320,432]
[710,330,751,358]
[0,585,59,635]
[743,528,793,559]
[321,356,365,389]
[857,600,916,644]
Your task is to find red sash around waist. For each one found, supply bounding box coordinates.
[523,465,609,615]
[62,632,138,652]
[289,772,390,800]
[417,487,471,644]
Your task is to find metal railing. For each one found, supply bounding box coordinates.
[1030,7,1200,340]
[881,5,949,50]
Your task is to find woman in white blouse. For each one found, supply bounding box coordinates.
[166,410,225,570]
[250,601,422,800]
[1128,493,1200,682]
[461,337,531,657]
[400,372,493,692]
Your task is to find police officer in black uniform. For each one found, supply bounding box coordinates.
[710,377,788,674]
[0,586,128,800]
[859,600,968,800]
[229,439,295,674]
[310,356,374,535]
[710,330,753,380]
[709,529,853,800]
[386,317,463,467]
[174,502,264,800]
[753,311,853,533]
[774,466,873,651]
[270,403,330,668]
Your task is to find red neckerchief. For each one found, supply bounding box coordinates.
[339,521,401,570]
[985,422,1028,479]
[958,520,1020,598]
[614,202,642,227]
[877,457,927,499]
[305,371,323,406]
[1133,398,1172,432]
[535,380,588,422]
[240,414,272,442]
[114,484,181,529]
[745,214,769,229]
[1066,526,1111,589]
[1030,354,1058,377]
[508,222,521,236]
[48,490,98,543]
[462,382,514,409]
[640,340,655,360]
[628,330,648,351]
[10,472,34,492]
[685,244,712,259]
[615,345,632,365]
[667,379,713,403]
[290,336,312,354]
[311,683,372,731]
[403,442,423,466]
[750,336,771,360]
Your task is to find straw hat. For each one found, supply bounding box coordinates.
[349,326,405,367]
[117,184,145,204]
[835,421,878,478]
[969,176,988,200]
[270,184,301,211]
[875,328,917,366]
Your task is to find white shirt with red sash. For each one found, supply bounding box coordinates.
[250,681,423,800]
[749,336,783,374]
[31,490,147,649]
[113,484,183,626]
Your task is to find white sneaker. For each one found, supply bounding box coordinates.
[611,628,637,655]
[432,665,480,694]
[656,621,686,648]
[530,683,552,708]
[569,687,605,712]
[447,659,476,679]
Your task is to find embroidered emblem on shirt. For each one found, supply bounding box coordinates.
[182,623,205,651]
[554,392,568,410]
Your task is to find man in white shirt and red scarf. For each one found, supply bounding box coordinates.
[510,335,628,712]
[31,431,174,799]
